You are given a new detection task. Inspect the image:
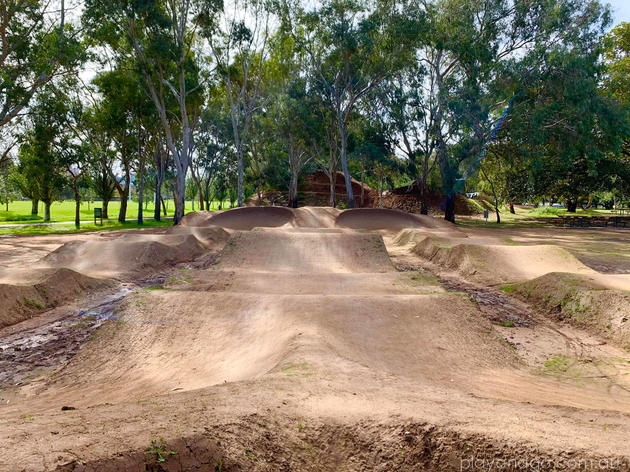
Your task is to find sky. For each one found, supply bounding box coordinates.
[609,0,630,24]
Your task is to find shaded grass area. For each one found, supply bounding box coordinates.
[0,219,173,236]
[0,199,233,224]
[456,205,620,228]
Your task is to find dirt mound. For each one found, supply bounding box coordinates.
[335,208,445,231]
[44,233,209,279]
[413,237,594,284]
[52,417,630,472]
[164,225,230,249]
[393,228,467,247]
[217,229,394,273]
[505,272,630,349]
[179,210,217,227]
[206,206,294,230]
[0,268,112,329]
[247,171,375,207]
[5,211,630,469]
[385,182,493,216]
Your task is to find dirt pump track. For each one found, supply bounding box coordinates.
[0,207,629,471]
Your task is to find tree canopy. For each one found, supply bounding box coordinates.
[0,0,628,223]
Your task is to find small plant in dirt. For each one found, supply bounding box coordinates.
[499,320,515,328]
[146,437,177,463]
[500,284,516,294]
[143,285,164,291]
[544,355,571,373]
[23,298,43,309]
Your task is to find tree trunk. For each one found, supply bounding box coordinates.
[204,180,211,211]
[237,145,244,207]
[329,174,336,208]
[73,188,81,229]
[360,159,365,208]
[444,196,455,223]
[153,147,164,221]
[567,200,578,213]
[103,199,110,219]
[118,191,128,223]
[337,118,354,208]
[75,197,80,228]
[31,199,39,215]
[420,179,428,215]
[44,202,51,222]
[378,172,384,208]
[161,196,167,217]
[509,202,515,214]
[191,166,205,211]
[289,173,299,209]
[173,169,186,224]
[137,173,144,225]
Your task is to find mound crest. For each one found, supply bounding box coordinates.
[217,229,394,273]
[505,272,630,349]
[206,206,294,230]
[44,232,212,279]
[335,208,446,231]
[413,237,594,284]
[0,268,112,328]
[179,211,217,227]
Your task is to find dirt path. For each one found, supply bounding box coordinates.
[0,208,629,471]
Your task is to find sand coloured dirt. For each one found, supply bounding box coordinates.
[0,207,629,470]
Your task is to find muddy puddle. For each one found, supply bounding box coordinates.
[0,286,136,387]
[395,262,532,327]
[0,269,172,389]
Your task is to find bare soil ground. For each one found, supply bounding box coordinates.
[0,207,629,471]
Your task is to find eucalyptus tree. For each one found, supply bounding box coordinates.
[509,47,628,212]
[0,0,84,129]
[16,90,68,222]
[280,0,418,208]
[408,0,613,222]
[83,0,213,223]
[9,168,39,216]
[604,22,630,161]
[0,126,18,169]
[45,83,104,228]
[0,160,18,212]
[89,163,117,220]
[208,0,271,207]
[371,62,438,214]
[91,69,140,222]
[191,92,233,210]
[350,120,395,207]
[77,107,118,219]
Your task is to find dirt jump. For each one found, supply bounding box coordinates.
[0,206,629,471]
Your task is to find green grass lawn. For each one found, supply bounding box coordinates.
[457,204,619,227]
[0,199,233,224]
[0,219,175,236]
